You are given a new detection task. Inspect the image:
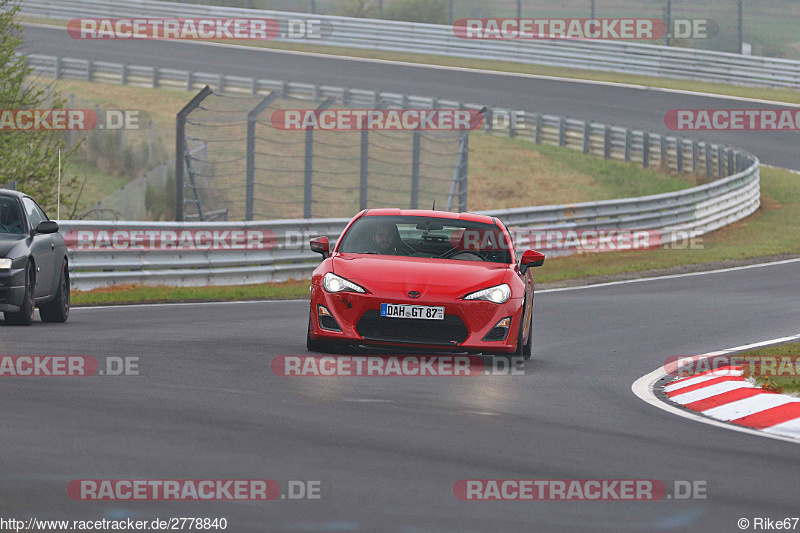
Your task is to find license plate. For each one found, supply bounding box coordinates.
[380,303,444,320]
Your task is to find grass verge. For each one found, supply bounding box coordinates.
[736,341,800,395]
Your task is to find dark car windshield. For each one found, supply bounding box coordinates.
[337,215,513,264]
[0,196,24,235]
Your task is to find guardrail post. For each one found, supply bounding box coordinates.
[121,64,128,85]
[411,131,421,209]
[582,122,591,153]
[603,125,611,159]
[676,138,683,172]
[705,143,712,181]
[217,74,225,94]
[558,117,566,147]
[152,67,159,88]
[186,72,193,91]
[304,97,335,219]
[624,129,631,162]
[54,56,62,79]
[87,59,93,82]
[728,150,734,175]
[509,111,517,138]
[642,133,650,168]
[718,145,724,178]
[251,78,259,96]
[484,107,493,133]
[246,94,278,221]
[175,86,213,221]
[692,140,699,173]
[660,136,667,168]
[535,113,542,144]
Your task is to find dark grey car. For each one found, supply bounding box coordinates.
[0,189,69,325]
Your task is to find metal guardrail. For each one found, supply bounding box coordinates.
[21,0,800,89]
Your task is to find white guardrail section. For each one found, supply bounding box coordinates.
[21,0,800,89]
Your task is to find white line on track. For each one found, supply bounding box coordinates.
[22,22,800,108]
[632,332,800,445]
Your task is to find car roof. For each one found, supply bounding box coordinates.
[0,189,26,199]
[363,209,498,226]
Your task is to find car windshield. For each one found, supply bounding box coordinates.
[0,196,24,235]
[336,215,513,264]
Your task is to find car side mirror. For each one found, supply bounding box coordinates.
[35,220,59,235]
[310,236,330,259]
[519,249,545,274]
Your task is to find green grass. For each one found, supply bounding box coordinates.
[21,15,800,105]
[735,341,800,395]
[71,281,311,306]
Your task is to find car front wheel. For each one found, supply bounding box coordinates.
[40,261,70,323]
[4,262,35,326]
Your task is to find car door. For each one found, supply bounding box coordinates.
[22,197,55,300]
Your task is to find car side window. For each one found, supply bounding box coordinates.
[22,197,47,230]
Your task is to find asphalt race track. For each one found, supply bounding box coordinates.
[5,24,800,532]
[20,25,800,171]
[2,261,800,531]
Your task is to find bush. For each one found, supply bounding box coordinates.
[385,0,448,24]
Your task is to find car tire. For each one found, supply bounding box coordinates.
[4,262,35,326]
[515,303,533,360]
[40,261,70,323]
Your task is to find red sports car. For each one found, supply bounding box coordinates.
[306,209,545,358]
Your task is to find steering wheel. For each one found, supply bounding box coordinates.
[440,249,487,261]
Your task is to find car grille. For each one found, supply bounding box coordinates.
[356,310,468,345]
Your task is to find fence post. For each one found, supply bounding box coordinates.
[175,86,213,221]
[484,106,493,133]
[624,129,631,162]
[603,125,611,159]
[304,97,335,219]
[54,56,62,79]
[718,145,724,178]
[245,94,278,221]
[705,143,712,181]
[642,133,650,168]
[583,121,590,153]
[509,110,517,138]
[660,136,668,168]
[676,138,683,172]
[535,113,542,144]
[558,117,566,147]
[411,131,421,209]
[692,140,699,173]
[87,59,93,82]
[728,150,734,175]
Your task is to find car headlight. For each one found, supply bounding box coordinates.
[0,258,11,270]
[323,272,366,294]
[464,283,511,304]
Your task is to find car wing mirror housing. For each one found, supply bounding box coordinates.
[519,249,545,274]
[310,236,330,259]
[35,220,59,235]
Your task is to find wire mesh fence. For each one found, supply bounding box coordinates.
[179,89,467,221]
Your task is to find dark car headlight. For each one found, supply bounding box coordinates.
[463,283,511,304]
[323,272,366,294]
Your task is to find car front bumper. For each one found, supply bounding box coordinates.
[0,267,26,313]
[309,284,524,354]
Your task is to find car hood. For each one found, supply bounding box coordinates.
[0,233,26,257]
[332,253,509,298]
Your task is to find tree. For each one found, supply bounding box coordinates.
[0,0,77,213]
